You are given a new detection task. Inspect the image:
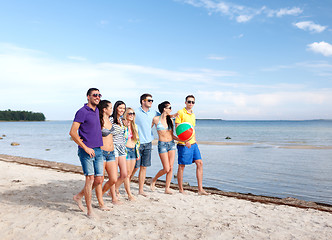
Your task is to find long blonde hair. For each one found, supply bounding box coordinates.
[124,107,138,142]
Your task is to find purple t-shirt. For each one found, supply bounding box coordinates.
[73,104,103,149]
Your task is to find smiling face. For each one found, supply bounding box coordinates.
[164,104,172,115]
[142,96,153,109]
[185,97,195,110]
[125,109,135,122]
[87,90,101,107]
[117,104,126,117]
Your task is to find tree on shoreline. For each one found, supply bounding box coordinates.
[0,109,45,121]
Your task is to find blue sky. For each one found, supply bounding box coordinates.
[0,0,332,120]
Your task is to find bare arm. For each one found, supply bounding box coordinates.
[152,116,158,128]
[69,122,95,157]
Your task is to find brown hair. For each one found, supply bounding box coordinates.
[185,95,195,101]
[140,93,152,105]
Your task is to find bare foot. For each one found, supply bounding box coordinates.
[87,211,99,220]
[128,195,136,201]
[99,205,111,211]
[198,190,210,195]
[150,180,156,191]
[138,191,148,197]
[73,195,85,212]
[112,199,123,205]
[179,190,187,195]
[165,188,173,194]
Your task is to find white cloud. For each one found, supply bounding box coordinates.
[294,21,327,33]
[1,43,331,120]
[178,1,303,23]
[236,15,253,23]
[67,56,87,61]
[207,55,226,60]
[275,7,303,17]
[307,41,332,57]
[197,89,332,120]
[0,43,238,119]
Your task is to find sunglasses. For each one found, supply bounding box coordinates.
[165,106,172,110]
[128,112,135,116]
[144,99,154,103]
[92,93,102,98]
[187,100,195,104]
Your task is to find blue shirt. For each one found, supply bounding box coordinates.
[73,104,103,149]
[135,107,158,144]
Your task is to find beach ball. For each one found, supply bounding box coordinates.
[176,122,194,142]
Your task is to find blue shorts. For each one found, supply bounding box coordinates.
[78,147,104,176]
[158,140,176,154]
[102,150,116,162]
[177,143,202,165]
[126,147,137,160]
[135,142,152,168]
[114,144,126,157]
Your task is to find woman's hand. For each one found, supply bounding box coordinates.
[122,119,128,126]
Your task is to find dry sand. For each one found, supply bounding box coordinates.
[0,155,332,240]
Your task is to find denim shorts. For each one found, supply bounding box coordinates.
[78,147,104,176]
[102,150,116,162]
[126,147,137,161]
[177,143,202,165]
[135,142,152,168]
[158,140,176,154]
[114,144,127,157]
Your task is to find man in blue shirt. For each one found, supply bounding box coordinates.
[133,93,158,196]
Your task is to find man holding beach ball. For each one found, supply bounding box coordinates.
[175,95,209,195]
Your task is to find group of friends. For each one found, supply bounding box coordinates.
[69,88,209,218]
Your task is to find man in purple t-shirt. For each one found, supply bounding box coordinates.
[69,88,109,218]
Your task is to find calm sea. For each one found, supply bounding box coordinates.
[1,120,331,205]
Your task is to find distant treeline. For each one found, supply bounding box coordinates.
[0,110,46,121]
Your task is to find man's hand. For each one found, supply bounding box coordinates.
[84,147,95,158]
[185,142,191,148]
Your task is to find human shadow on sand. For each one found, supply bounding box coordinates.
[0,178,122,214]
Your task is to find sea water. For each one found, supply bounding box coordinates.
[1,120,331,204]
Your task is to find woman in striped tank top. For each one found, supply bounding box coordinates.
[110,101,134,201]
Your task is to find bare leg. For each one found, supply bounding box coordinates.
[138,166,148,196]
[165,150,175,194]
[195,160,209,195]
[102,160,119,202]
[73,189,85,212]
[124,159,136,201]
[114,156,128,194]
[83,175,95,217]
[177,164,186,194]
[150,152,169,191]
[94,176,110,211]
[150,150,175,194]
[130,167,139,180]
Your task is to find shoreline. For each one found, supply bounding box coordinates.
[1,153,331,213]
[151,140,332,149]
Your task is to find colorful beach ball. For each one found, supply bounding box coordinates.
[176,122,194,142]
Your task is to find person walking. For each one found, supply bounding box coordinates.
[70,88,109,218]
[175,95,209,195]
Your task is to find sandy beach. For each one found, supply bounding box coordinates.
[0,155,332,240]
